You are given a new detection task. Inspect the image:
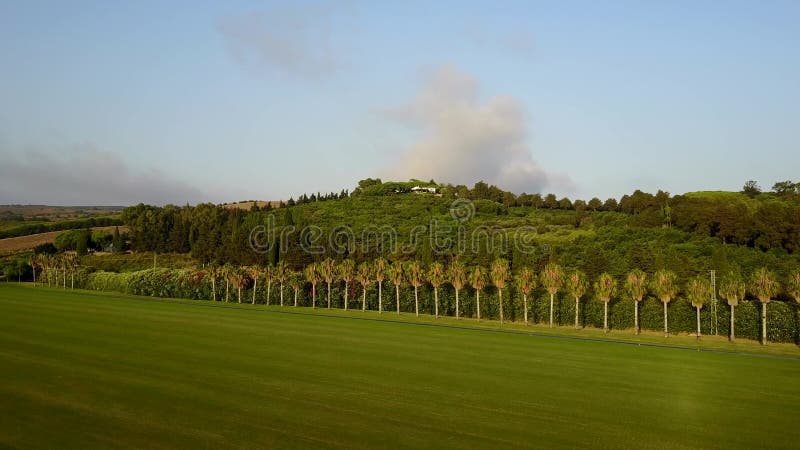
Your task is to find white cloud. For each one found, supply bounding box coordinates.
[217,4,349,79]
[383,65,572,194]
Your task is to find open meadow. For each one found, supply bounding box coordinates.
[1,283,798,449]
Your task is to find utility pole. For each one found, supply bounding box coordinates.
[710,270,718,335]
[153,252,157,269]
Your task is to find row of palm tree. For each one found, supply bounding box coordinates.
[28,253,79,289]
[197,258,800,345]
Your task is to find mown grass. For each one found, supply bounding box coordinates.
[1,284,799,449]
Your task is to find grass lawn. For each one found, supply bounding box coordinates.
[1,284,799,449]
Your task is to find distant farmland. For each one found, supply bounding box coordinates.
[0,226,126,254]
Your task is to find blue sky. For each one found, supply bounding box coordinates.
[1,0,798,205]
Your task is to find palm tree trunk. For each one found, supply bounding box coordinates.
[225,279,229,302]
[32,267,36,287]
[603,301,608,333]
[434,287,439,318]
[476,290,481,321]
[327,282,332,309]
[252,278,257,304]
[499,289,504,325]
[395,285,400,315]
[634,300,639,334]
[762,302,768,345]
[362,288,366,311]
[524,294,529,325]
[378,282,382,314]
[294,289,298,307]
[574,297,580,329]
[456,289,460,319]
[696,306,701,340]
[549,293,555,328]
[71,272,74,289]
[267,281,271,306]
[211,278,216,302]
[663,302,669,338]
[414,286,419,317]
[312,285,316,309]
[730,305,735,342]
[238,287,242,303]
[280,283,284,306]
[343,281,348,311]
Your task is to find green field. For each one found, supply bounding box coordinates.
[1,284,799,449]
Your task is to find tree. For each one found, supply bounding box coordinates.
[28,254,39,287]
[206,263,220,301]
[222,264,233,302]
[650,270,678,338]
[540,263,564,328]
[230,268,246,304]
[741,180,761,198]
[490,259,510,324]
[428,262,445,319]
[263,265,275,305]
[246,266,261,304]
[448,260,467,319]
[356,262,372,311]
[788,270,800,306]
[594,273,616,333]
[686,276,711,340]
[304,263,320,309]
[288,271,303,307]
[515,268,536,325]
[374,258,387,314]
[405,261,425,317]
[112,226,123,252]
[320,258,336,309]
[565,270,587,329]
[750,267,780,345]
[387,261,404,314]
[275,261,288,306]
[624,269,648,334]
[772,180,797,196]
[64,253,78,289]
[718,272,745,342]
[337,259,355,311]
[470,266,487,321]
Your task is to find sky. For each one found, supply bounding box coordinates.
[1,0,798,205]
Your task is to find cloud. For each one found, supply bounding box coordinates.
[383,65,572,194]
[0,144,207,205]
[217,4,348,79]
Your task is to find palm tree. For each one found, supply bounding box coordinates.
[565,270,587,329]
[206,263,219,301]
[222,263,233,302]
[65,253,79,289]
[449,260,467,319]
[594,273,616,333]
[540,263,564,328]
[374,258,387,314]
[428,262,445,318]
[650,269,678,338]
[470,266,487,321]
[718,271,745,342]
[405,261,425,317]
[304,263,320,309]
[516,267,536,325]
[246,266,261,304]
[387,261,404,315]
[686,275,711,340]
[263,265,275,305]
[275,261,288,306]
[337,259,355,311]
[624,269,648,334]
[356,262,371,311]
[230,268,246,303]
[750,267,780,345]
[787,269,800,305]
[490,259,510,324]
[288,271,303,307]
[320,258,336,309]
[29,254,39,287]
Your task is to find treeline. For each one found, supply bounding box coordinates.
[29,257,800,344]
[0,216,122,239]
